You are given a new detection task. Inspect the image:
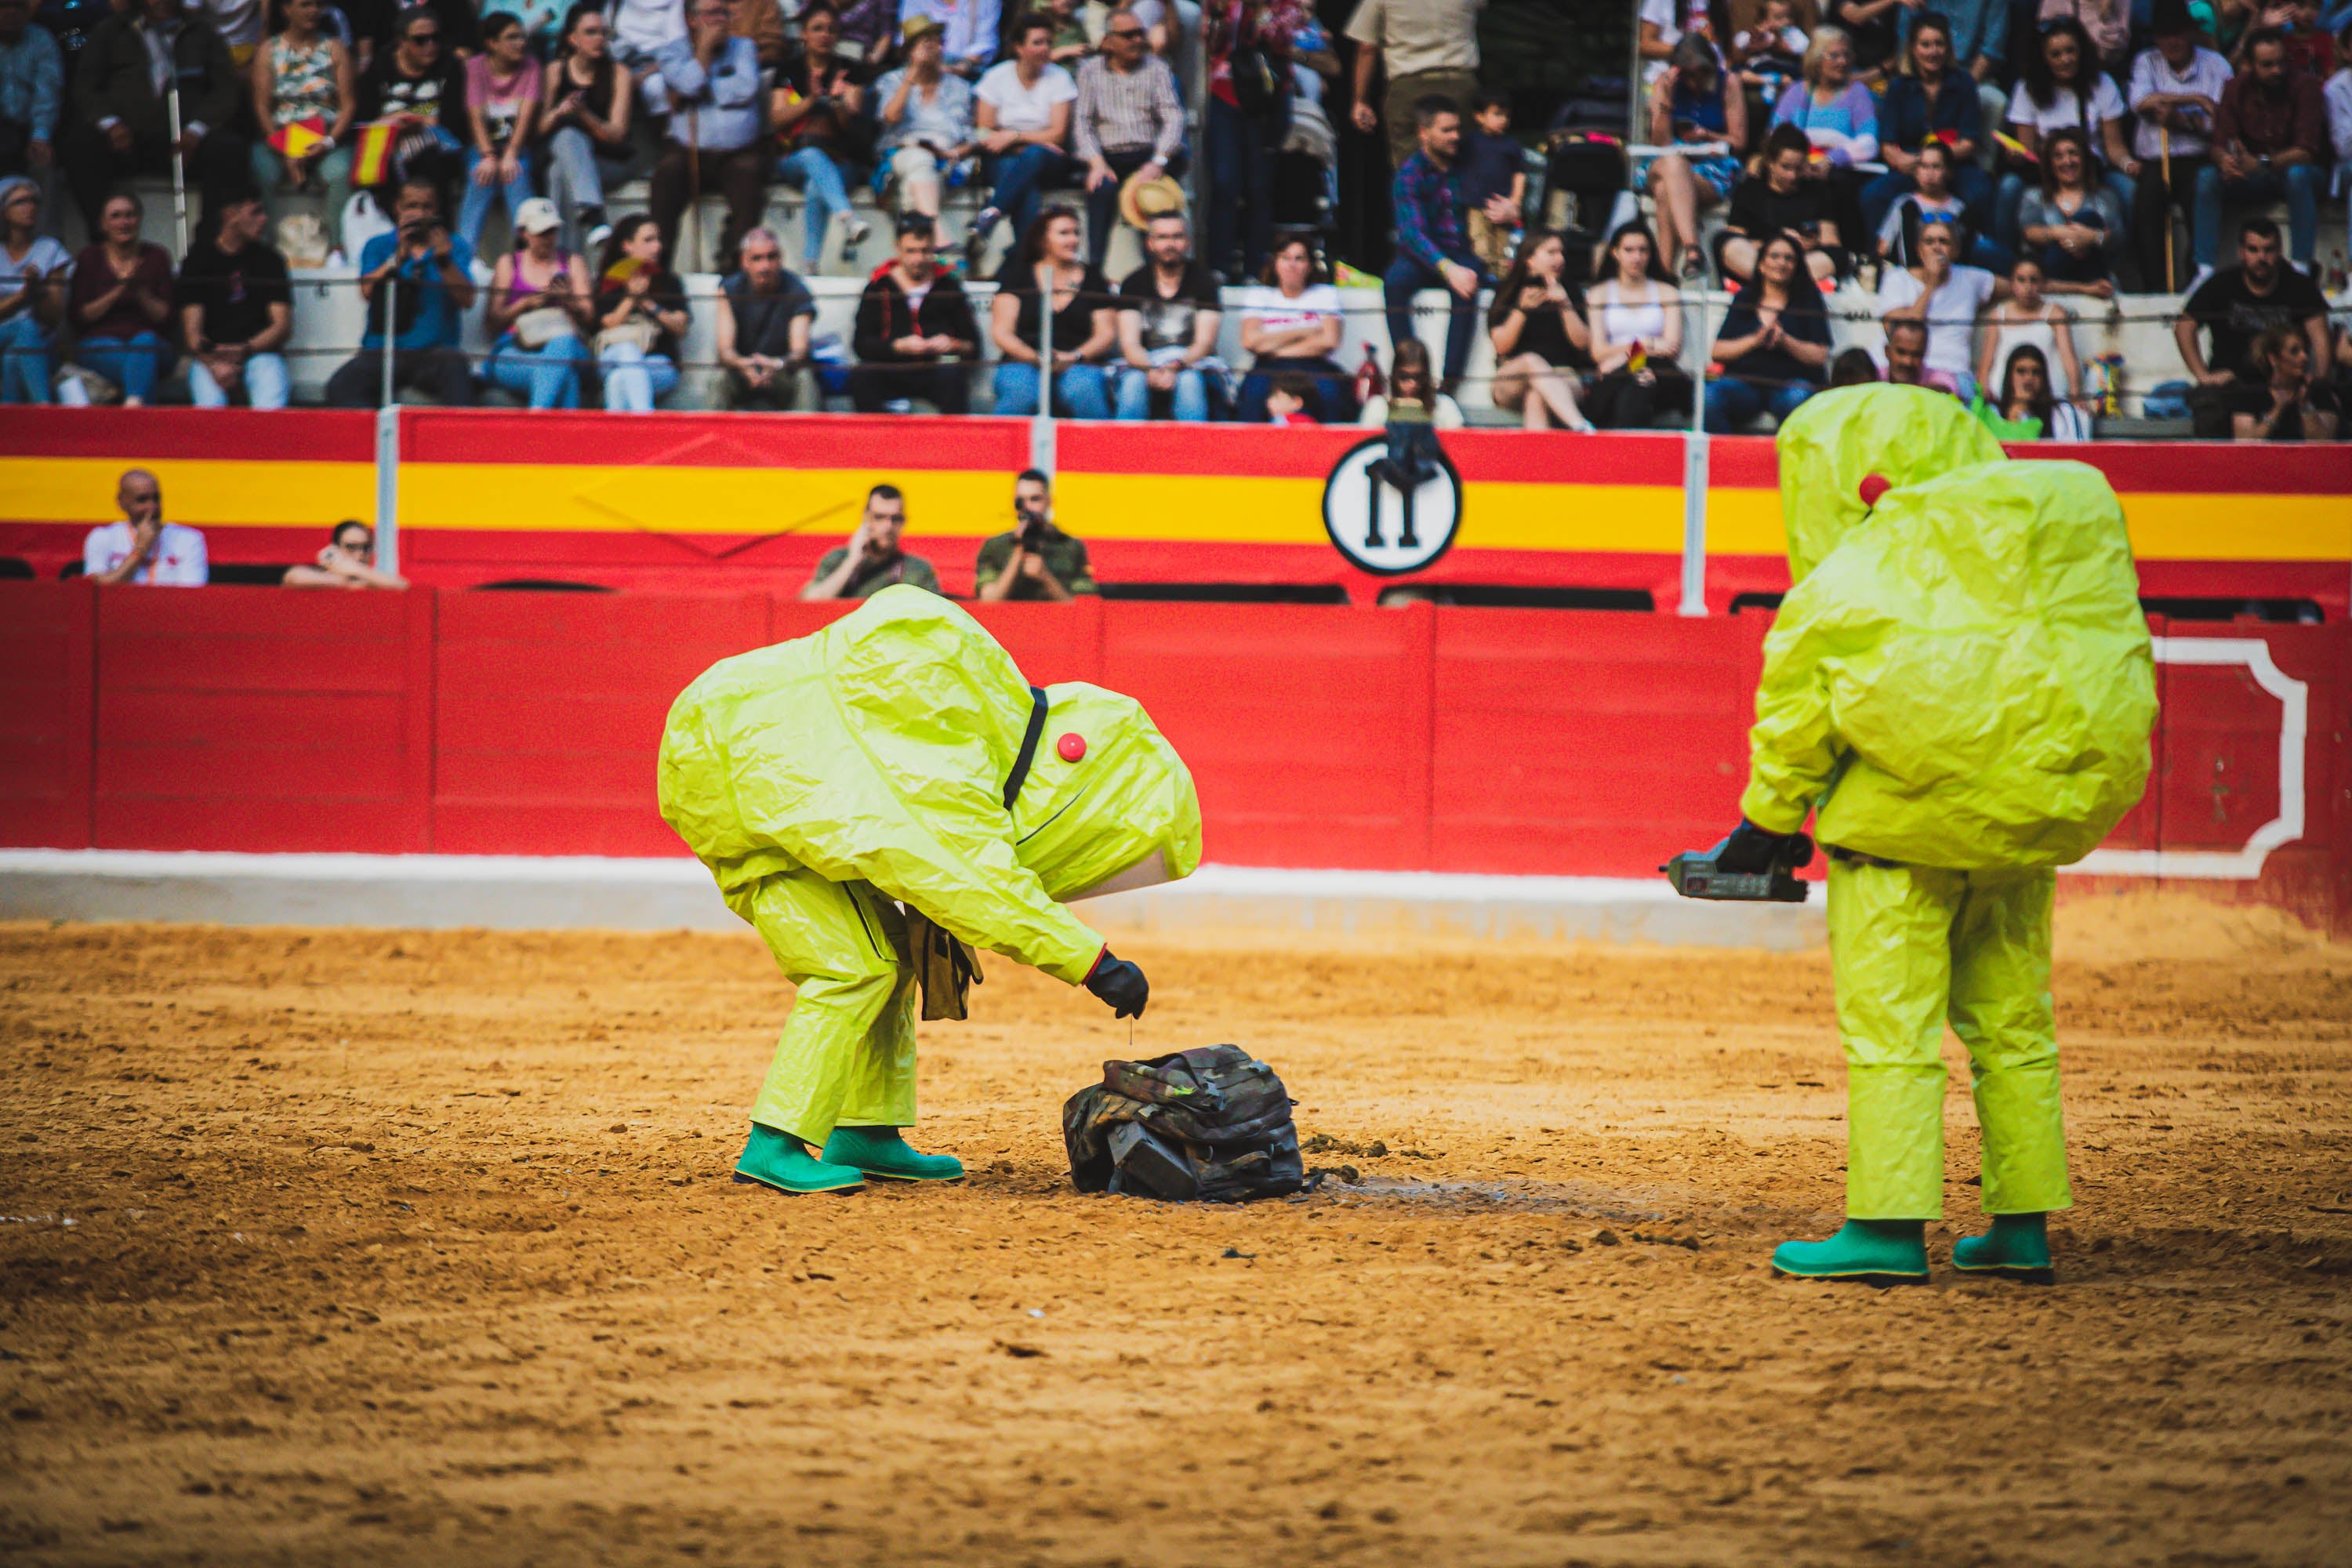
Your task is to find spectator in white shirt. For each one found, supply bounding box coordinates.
[2128,0,2233,290]
[1992,16,2137,258]
[1874,216,2002,399]
[966,13,1076,259]
[85,469,208,586]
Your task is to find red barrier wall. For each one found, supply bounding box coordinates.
[2,583,2345,933]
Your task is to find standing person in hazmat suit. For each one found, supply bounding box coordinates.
[1708,384,2156,1283]
[658,586,1203,1194]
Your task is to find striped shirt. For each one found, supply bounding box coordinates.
[1072,52,1185,162]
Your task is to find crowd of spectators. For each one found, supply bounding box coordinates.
[0,0,2347,441]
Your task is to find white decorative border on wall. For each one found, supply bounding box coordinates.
[2068,637,2308,883]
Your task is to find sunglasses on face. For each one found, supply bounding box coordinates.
[1109,27,1145,38]
[408,28,440,43]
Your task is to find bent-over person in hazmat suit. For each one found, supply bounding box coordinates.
[658,586,1203,1193]
[1713,385,2157,1283]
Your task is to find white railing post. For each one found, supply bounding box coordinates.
[1678,289,1710,616]
[375,403,400,575]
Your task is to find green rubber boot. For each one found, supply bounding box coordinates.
[732,1123,866,1194]
[821,1125,964,1182]
[1952,1212,2053,1282]
[1771,1219,1930,1283]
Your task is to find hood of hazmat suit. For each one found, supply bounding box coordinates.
[1741,386,2156,869]
[658,586,1202,984]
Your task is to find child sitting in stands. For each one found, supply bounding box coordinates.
[1267,372,1321,425]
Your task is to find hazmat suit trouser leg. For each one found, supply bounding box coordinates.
[728,868,920,1146]
[1828,858,2071,1221]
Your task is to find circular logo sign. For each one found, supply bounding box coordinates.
[1321,434,1464,576]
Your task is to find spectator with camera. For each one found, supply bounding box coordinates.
[800,484,943,599]
[850,212,979,413]
[975,467,1097,601]
[325,173,477,407]
[284,520,408,588]
[713,222,810,410]
[177,187,292,409]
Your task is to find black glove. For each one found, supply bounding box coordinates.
[1713,818,1813,875]
[1084,949,1149,1018]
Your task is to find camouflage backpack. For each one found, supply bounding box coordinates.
[1062,1045,1304,1202]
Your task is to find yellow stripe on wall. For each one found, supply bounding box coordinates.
[1707,487,2352,562]
[0,459,377,527]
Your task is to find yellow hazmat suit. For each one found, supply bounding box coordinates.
[658,586,1201,1160]
[1744,387,2155,1249]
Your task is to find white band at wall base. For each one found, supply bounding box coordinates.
[2064,637,2307,882]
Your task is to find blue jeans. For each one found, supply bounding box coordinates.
[993,360,1111,418]
[2192,162,2319,267]
[487,331,588,408]
[189,350,291,408]
[0,314,53,402]
[1383,256,1485,383]
[1704,375,1815,433]
[1114,364,1210,421]
[1203,95,1281,276]
[774,147,853,268]
[458,147,537,250]
[76,331,171,402]
[984,144,1074,244]
[600,341,679,411]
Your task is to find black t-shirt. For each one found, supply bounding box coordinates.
[1715,285,1833,387]
[175,237,291,347]
[1727,176,1831,243]
[996,260,1116,355]
[2183,265,2329,383]
[361,53,470,139]
[1487,277,1591,369]
[600,267,691,361]
[721,268,816,361]
[1116,262,1222,354]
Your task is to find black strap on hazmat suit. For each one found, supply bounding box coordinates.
[908,686,1051,1021]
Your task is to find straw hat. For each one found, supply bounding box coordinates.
[1117,169,1187,230]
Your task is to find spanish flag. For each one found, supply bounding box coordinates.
[269,118,330,160]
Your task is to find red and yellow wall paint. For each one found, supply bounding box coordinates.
[2,408,2347,612]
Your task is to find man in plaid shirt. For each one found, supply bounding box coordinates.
[1382,93,1486,392]
[1074,6,1186,270]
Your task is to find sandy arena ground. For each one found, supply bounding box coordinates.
[2,899,2350,1566]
